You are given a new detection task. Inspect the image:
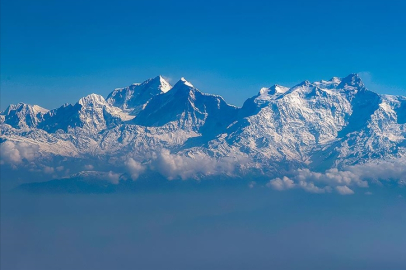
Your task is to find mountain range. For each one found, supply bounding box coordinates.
[1,74,405,194]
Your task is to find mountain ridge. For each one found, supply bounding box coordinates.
[1,73,405,194]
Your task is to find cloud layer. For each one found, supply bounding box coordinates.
[0,141,39,165]
[153,149,243,180]
[125,158,146,180]
[2,141,405,195]
[267,158,406,195]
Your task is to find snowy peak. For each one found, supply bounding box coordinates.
[236,73,384,158]
[259,84,289,96]
[289,74,364,93]
[169,77,196,95]
[133,77,238,134]
[0,103,48,128]
[38,94,128,133]
[277,74,365,98]
[315,77,341,89]
[330,77,341,84]
[137,75,172,93]
[3,103,48,115]
[106,75,172,115]
[240,84,290,117]
[78,93,107,106]
[2,73,406,189]
[293,80,311,88]
[158,77,203,102]
[157,75,172,93]
[337,73,364,89]
[32,105,49,114]
[179,77,194,88]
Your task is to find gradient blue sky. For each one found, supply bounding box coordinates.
[1,0,405,110]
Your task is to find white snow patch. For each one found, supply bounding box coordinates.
[180,77,194,88]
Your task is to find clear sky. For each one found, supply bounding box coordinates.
[1,0,405,110]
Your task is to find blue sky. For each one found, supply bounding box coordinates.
[1,0,405,110]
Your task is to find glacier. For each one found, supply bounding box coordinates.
[1,74,405,194]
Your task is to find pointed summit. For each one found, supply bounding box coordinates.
[78,93,107,106]
[133,76,237,134]
[4,103,48,115]
[240,84,289,117]
[143,75,172,93]
[39,93,124,133]
[106,75,172,115]
[338,73,364,89]
[179,77,194,88]
[169,77,197,97]
[259,84,289,96]
[1,103,48,128]
[156,75,172,93]
[329,77,341,84]
[134,75,172,93]
[296,80,311,87]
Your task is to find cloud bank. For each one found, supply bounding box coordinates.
[2,141,405,195]
[125,158,146,180]
[153,149,245,180]
[267,158,406,195]
[0,141,39,165]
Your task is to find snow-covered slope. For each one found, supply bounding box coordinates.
[106,75,171,115]
[37,94,134,134]
[133,77,239,136]
[211,74,405,170]
[1,74,405,193]
[0,103,48,129]
[221,75,370,162]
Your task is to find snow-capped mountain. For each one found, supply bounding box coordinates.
[133,77,239,136]
[0,103,48,129]
[220,74,383,165]
[38,93,133,134]
[106,75,171,115]
[1,74,405,193]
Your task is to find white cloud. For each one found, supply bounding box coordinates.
[266,158,406,195]
[84,164,94,170]
[298,180,331,194]
[0,141,39,165]
[267,176,295,190]
[248,181,256,189]
[125,158,145,180]
[153,149,244,180]
[43,166,54,174]
[336,185,354,195]
[346,159,406,183]
[267,176,331,193]
[296,168,368,188]
[107,171,120,184]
